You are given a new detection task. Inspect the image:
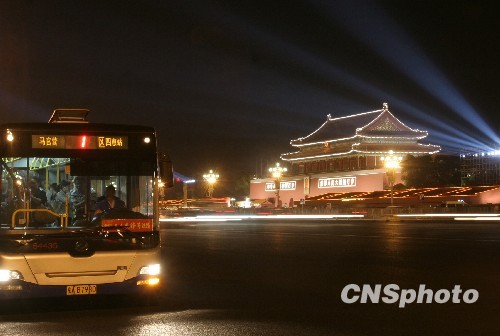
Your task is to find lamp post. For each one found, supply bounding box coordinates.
[203,170,219,198]
[158,178,165,201]
[380,150,403,206]
[269,162,287,208]
[183,179,195,207]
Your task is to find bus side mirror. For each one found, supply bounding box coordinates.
[159,153,174,188]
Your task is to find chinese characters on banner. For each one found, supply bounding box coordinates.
[318,177,356,188]
[265,181,296,191]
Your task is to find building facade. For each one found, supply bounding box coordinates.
[461,149,500,186]
[250,104,441,204]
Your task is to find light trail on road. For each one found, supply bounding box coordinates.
[161,214,364,222]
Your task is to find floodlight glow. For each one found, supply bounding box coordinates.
[381,150,403,169]
[203,170,219,184]
[167,1,495,152]
[317,1,499,147]
[269,162,287,178]
[203,170,219,198]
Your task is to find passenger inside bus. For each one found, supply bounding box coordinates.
[46,183,59,204]
[51,180,71,215]
[29,179,47,207]
[28,178,61,226]
[70,176,86,221]
[94,184,125,216]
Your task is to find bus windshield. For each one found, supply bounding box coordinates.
[1,156,154,229]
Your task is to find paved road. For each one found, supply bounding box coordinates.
[161,219,500,335]
[1,219,499,335]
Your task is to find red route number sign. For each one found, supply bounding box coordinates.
[101,219,154,232]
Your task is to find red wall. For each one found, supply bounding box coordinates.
[250,169,399,201]
[477,187,500,204]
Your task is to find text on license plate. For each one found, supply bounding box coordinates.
[66,285,97,295]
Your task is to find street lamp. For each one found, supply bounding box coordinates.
[380,150,403,206]
[268,162,287,208]
[183,179,196,207]
[203,170,219,198]
[158,178,165,201]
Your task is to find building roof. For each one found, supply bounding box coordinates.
[290,103,427,146]
[291,110,381,146]
[352,143,440,154]
[356,108,427,138]
[281,143,441,161]
[282,103,440,161]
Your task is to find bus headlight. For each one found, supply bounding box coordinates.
[139,264,160,276]
[137,264,161,286]
[0,270,23,282]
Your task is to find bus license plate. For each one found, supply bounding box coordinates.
[66,285,97,295]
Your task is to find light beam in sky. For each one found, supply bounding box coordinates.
[315,0,499,149]
[184,1,497,152]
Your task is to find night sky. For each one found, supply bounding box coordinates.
[0,0,498,181]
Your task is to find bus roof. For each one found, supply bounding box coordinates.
[0,122,155,133]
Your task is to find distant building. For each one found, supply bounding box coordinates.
[460,149,500,186]
[250,104,441,202]
[282,103,440,173]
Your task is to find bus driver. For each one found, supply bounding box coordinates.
[94,185,125,216]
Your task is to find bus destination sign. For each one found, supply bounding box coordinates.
[32,135,128,150]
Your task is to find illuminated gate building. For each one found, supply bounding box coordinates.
[250,104,441,204]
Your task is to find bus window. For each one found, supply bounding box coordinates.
[1,157,155,227]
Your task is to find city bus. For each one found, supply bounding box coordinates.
[0,109,172,299]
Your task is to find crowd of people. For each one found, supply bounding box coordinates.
[22,177,125,225]
[1,174,127,226]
